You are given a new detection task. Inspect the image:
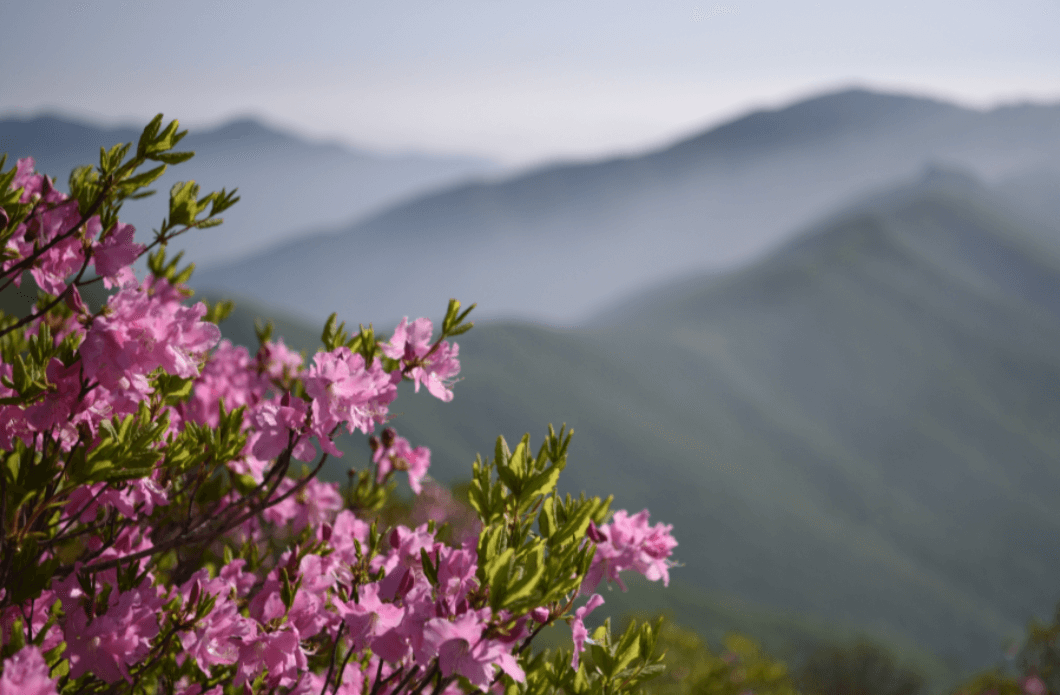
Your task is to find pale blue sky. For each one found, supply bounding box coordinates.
[3,0,1058,166]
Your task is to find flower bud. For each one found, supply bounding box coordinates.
[65,286,87,315]
[285,547,301,578]
[395,568,415,600]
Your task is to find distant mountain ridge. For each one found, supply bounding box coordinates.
[191,87,1060,327]
[205,169,1060,683]
[0,113,502,267]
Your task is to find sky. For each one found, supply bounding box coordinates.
[3,0,1059,167]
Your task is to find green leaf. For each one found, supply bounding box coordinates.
[255,319,274,347]
[486,547,515,610]
[43,639,68,675]
[476,524,506,584]
[6,617,25,654]
[420,548,439,587]
[445,321,474,337]
[538,496,556,538]
[321,313,350,351]
[205,299,235,324]
[509,437,528,480]
[552,498,596,546]
[280,569,297,610]
[612,621,642,675]
[137,114,164,157]
[156,374,194,402]
[503,541,545,609]
[122,163,167,190]
[521,465,561,505]
[208,187,240,215]
[4,450,20,483]
[152,150,195,165]
[168,181,200,227]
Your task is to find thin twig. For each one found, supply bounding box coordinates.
[321,622,347,695]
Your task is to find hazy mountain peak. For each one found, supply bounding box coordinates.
[0,113,502,268]
[193,117,288,144]
[653,87,966,165]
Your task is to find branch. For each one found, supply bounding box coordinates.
[71,447,329,575]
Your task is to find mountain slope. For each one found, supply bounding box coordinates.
[201,165,1060,683]
[0,114,500,267]
[193,88,1060,326]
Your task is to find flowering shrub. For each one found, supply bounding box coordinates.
[0,116,677,695]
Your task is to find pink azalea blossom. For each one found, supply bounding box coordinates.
[420,609,525,688]
[582,510,677,593]
[235,626,306,689]
[23,358,81,432]
[382,317,461,402]
[0,645,58,695]
[177,569,255,675]
[571,594,605,670]
[80,276,221,395]
[93,221,144,279]
[1021,675,1048,695]
[182,340,268,427]
[371,427,431,493]
[261,337,304,381]
[248,394,311,461]
[303,347,398,440]
[55,568,163,683]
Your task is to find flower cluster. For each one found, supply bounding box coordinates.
[0,124,677,695]
[583,510,678,593]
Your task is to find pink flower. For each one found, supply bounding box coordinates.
[420,610,525,688]
[0,645,58,695]
[571,594,605,670]
[177,570,255,675]
[250,394,316,462]
[582,509,677,593]
[80,276,221,395]
[261,338,304,381]
[93,222,144,279]
[26,201,86,295]
[336,582,405,653]
[65,475,169,522]
[1021,676,1048,695]
[55,570,163,683]
[236,627,306,688]
[23,358,81,431]
[382,317,461,402]
[371,427,431,493]
[183,340,267,427]
[302,347,398,444]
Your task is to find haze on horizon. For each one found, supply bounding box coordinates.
[3,0,1059,168]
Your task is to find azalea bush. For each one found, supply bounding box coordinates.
[0,116,678,695]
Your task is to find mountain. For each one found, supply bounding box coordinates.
[205,169,1060,686]
[192,87,1060,326]
[995,167,1060,242]
[0,114,501,267]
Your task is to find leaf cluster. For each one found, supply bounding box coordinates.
[469,425,611,614]
[525,618,667,695]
